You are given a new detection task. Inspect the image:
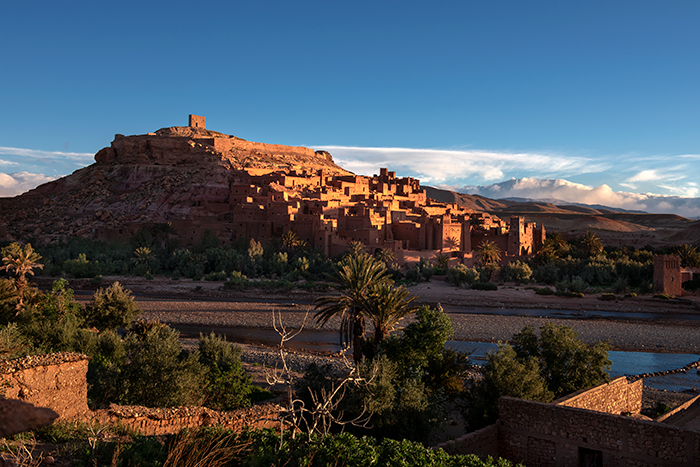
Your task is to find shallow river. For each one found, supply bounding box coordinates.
[174,323,700,393]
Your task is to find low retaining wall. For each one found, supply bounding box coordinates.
[0,352,285,436]
[0,353,90,420]
[435,423,498,458]
[91,403,284,436]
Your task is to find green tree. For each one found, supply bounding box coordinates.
[82,282,141,331]
[315,254,392,362]
[281,230,307,252]
[672,244,700,268]
[119,322,205,407]
[131,246,154,275]
[1,243,43,312]
[381,305,454,374]
[475,240,501,266]
[465,345,553,429]
[198,332,253,410]
[512,323,611,398]
[433,253,450,272]
[374,248,396,265]
[360,283,418,355]
[579,231,604,257]
[500,260,533,284]
[346,241,367,258]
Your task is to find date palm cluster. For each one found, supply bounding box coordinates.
[314,252,417,362]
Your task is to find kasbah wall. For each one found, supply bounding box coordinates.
[95,115,546,265]
[438,376,700,467]
[0,353,283,436]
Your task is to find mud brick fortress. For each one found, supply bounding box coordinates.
[92,115,545,264]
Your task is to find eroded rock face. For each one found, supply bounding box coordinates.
[0,397,58,438]
[0,125,351,243]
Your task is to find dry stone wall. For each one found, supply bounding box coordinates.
[435,423,498,459]
[0,352,284,436]
[0,353,89,420]
[91,403,283,436]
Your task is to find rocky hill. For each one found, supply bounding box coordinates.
[0,123,350,242]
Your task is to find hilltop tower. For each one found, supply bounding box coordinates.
[188,114,206,129]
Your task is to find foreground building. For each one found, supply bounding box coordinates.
[439,377,700,467]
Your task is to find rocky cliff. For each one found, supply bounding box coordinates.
[0,124,350,242]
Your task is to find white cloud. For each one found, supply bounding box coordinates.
[0,146,94,163]
[461,178,700,218]
[0,172,59,197]
[316,145,610,185]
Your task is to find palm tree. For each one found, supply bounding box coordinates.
[374,248,396,265]
[1,243,43,311]
[360,283,418,355]
[132,246,154,274]
[153,222,177,252]
[476,240,501,266]
[281,231,306,252]
[579,231,603,257]
[314,254,392,362]
[433,253,450,271]
[672,244,700,268]
[345,241,367,258]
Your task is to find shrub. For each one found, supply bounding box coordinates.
[512,323,611,398]
[500,261,533,284]
[599,293,616,301]
[532,262,559,285]
[82,282,141,331]
[404,267,422,283]
[118,322,206,407]
[196,333,254,411]
[466,323,611,429]
[464,345,553,429]
[445,264,480,287]
[533,287,554,295]
[204,271,228,281]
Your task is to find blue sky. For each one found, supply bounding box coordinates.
[1,1,699,216]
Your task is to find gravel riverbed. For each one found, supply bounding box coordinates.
[140,299,700,354]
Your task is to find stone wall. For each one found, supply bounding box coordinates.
[498,396,699,467]
[92,403,284,436]
[555,376,643,415]
[189,114,206,129]
[435,423,498,459]
[213,137,316,160]
[0,353,90,420]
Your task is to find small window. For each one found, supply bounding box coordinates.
[579,447,602,467]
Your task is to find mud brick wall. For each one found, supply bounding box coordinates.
[435,423,498,459]
[0,353,89,420]
[556,376,643,415]
[654,254,683,296]
[498,396,700,467]
[92,403,284,436]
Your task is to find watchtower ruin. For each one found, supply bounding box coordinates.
[188,114,206,129]
[654,254,682,296]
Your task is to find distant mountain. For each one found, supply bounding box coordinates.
[424,184,698,248]
[499,197,648,214]
[459,177,700,220]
